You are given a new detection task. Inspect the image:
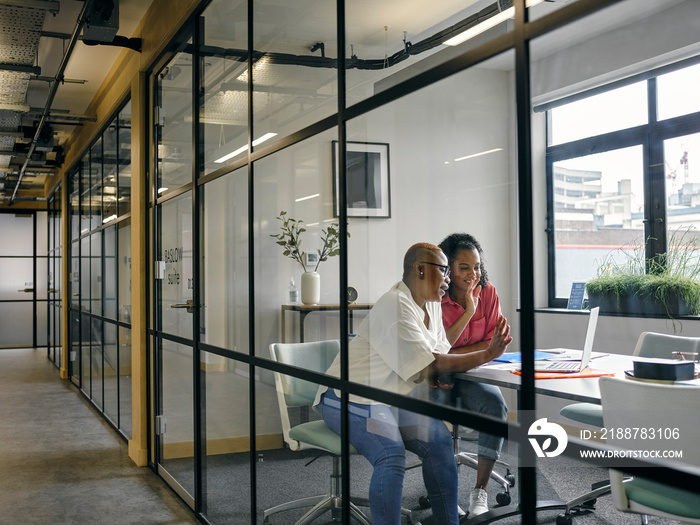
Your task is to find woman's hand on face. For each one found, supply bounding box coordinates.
[486,315,512,361]
[465,278,481,317]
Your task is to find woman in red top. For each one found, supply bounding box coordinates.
[433,232,508,517]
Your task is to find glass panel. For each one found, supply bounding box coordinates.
[200,351,250,524]
[37,301,47,346]
[118,219,131,323]
[251,0,335,147]
[91,232,102,314]
[80,157,91,236]
[548,82,647,146]
[90,317,104,410]
[71,170,80,241]
[160,338,194,500]
[657,61,700,121]
[71,240,80,308]
[159,192,193,340]
[119,102,132,216]
[36,256,48,300]
[665,132,700,271]
[70,311,80,382]
[36,211,47,256]
[157,46,193,195]
[119,328,132,438]
[0,302,32,346]
[104,321,118,425]
[80,313,91,395]
[253,129,342,356]
[552,146,644,298]
[0,214,33,256]
[104,225,117,320]
[81,236,90,311]
[104,117,119,222]
[0,257,33,300]
[202,168,248,350]
[91,139,104,231]
[346,1,514,107]
[200,0,248,176]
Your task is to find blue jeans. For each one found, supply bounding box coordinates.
[318,389,459,525]
[430,382,507,461]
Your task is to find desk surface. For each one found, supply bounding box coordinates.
[455,353,634,404]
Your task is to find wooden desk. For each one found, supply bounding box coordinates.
[280,303,373,343]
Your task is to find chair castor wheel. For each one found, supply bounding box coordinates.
[418,495,431,509]
[496,492,511,506]
[505,472,516,485]
[556,513,573,525]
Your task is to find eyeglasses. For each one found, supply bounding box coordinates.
[420,261,450,278]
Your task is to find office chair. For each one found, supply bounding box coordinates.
[556,331,700,525]
[265,340,416,525]
[600,376,700,524]
[415,410,515,513]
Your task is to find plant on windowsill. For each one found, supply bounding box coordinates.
[270,210,349,305]
[585,228,700,319]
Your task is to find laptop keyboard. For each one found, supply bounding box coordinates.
[541,361,581,371]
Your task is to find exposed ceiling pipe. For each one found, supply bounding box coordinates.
[10,0,96,206]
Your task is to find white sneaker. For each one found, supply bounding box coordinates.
[469,487,489,516]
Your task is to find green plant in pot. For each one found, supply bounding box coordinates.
[270,210,349,305]
[585,228,700,318]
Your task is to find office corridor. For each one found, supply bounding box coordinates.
[0,348,199,525]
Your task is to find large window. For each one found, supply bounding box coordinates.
[546,60,700,306]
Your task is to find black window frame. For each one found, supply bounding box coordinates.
[546,56,700,308]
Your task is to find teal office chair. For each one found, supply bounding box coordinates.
[264,340,415,525]
[600,376,700,524]
[556,332,700,524]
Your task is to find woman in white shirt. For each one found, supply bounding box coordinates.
[315,242,512,525]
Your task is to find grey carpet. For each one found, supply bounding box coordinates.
[165,435,681,525]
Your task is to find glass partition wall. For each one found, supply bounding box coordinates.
[146,0,700,524]
[67,101,133,439]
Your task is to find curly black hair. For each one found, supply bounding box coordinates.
[438,232,488,289]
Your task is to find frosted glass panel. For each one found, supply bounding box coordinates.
[36,211,47,256]
[36,302,47,346]
[0,258,34,300]
[0,302,32,346]
[0,214,33,256]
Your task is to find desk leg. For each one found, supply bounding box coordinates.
[299,311,309,343]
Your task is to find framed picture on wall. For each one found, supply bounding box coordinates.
[332,141,391,218]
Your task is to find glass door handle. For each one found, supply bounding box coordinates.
[48,288,58,293]
[170,299,194,313]
[18,288,34,293]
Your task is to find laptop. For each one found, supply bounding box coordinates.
[534,307,600,373]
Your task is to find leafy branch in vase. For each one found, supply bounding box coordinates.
[270,210,349,272]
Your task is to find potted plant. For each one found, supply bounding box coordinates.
[270,211,349,305]
[585,229,700,318]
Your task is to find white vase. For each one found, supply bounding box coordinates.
[301,271,321,305]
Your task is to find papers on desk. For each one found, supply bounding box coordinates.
[493,351,554,363]
[511,368,615,379]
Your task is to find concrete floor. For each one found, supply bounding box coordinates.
[0,348,200,525]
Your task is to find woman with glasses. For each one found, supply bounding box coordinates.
[315,242,512,525]
[433,232,509,517]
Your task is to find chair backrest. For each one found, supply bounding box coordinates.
[600,376,700,509]
[269,340,340,450]
[633,331,700,359]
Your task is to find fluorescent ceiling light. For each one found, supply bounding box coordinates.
[102,214,117,224]
[444,0,544,46]
[295,193,319,202]
[454,148,503,162]
[214,132,278,164]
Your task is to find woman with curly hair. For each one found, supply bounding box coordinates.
[434,232,508,517]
